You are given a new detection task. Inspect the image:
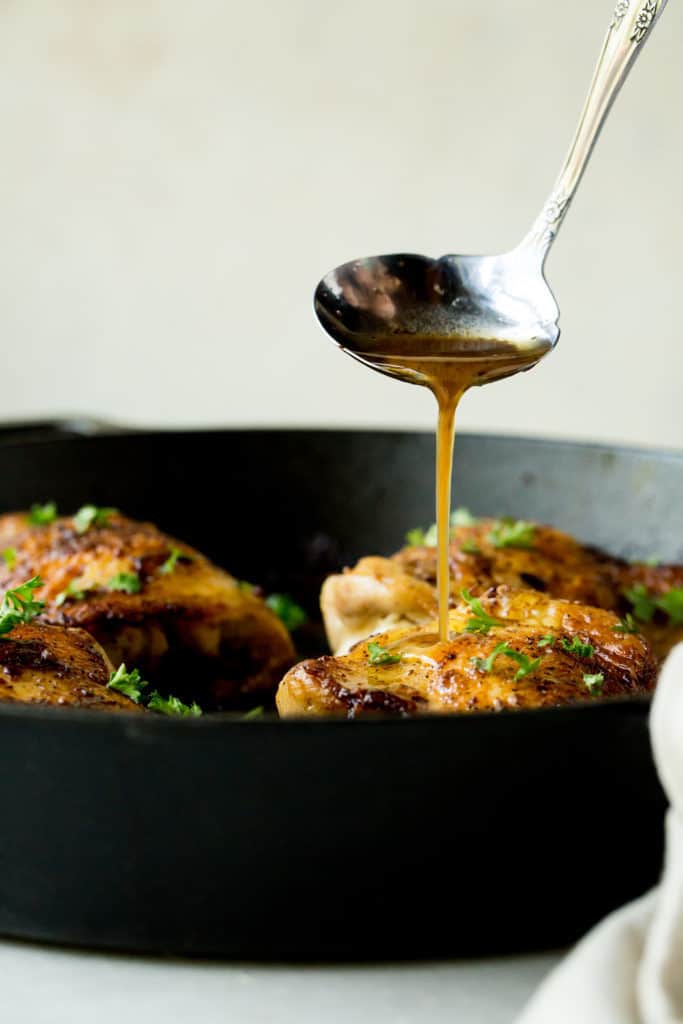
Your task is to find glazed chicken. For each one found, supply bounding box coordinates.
[0,510,295,710]
[321,517,683,661]
[278,586,657,717]
[0,622,140,712]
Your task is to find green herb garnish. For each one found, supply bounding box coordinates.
[623,584,657,623]
[405,508,478,548]
[27,501,58,526]
[450,508,478,527]
[655,587,683,626]
[147,691,202,717]
[159,546,192,575]
[538,634,555,648]
[560,636,595,658]
[367,641,401,665]
[471,641,541,681]
[584,672,605,696]
[55,579,90,607]
[488,518,535,550]
[0,576,45,636]
[107,664,147,703]
[73,504,117,534]
[266,593,307,631]
[107,572,141,594]
[2,547,16,571]
[612,613,639,635]
[461,539,481,555]
[405,528,426,546]
[107,663,202,715]
[461,588,505,635]
[242,705,264,719]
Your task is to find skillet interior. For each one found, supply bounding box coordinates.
[0,425,675,958]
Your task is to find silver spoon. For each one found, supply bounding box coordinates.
[314,0,668,370]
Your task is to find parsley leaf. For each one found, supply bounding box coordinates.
[488,518,535,549]
[107,663,203,715]
[0,576,45,636]
[266,593,307,631]
[612,613,639,635]
[584,672,605,697]
[159,546,192,575]
[146,691,202,717]
[461,539,480,555]
[405,528,426,546]
[55,579,90,607]
[2,547,16,571]
[656,587,683,626]
[107,664,146,703]
[538,634,555,648]
[73,505,117,534]
[450,508,478,527]
[107,572,141,594]
[461,588,505,634]
[242,705,264,719]
[623,584,657,623]
[27,502,58,526]
[560,636,595,658]
[367,641,401,665]
[471,641,541,681]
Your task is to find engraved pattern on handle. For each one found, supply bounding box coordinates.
[519,0,668,260]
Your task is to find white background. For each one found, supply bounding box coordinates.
[0,0,681,447]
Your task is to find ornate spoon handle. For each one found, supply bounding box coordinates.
[519,0,669,260]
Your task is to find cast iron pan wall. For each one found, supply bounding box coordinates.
[0,428,674,958]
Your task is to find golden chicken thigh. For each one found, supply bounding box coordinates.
[278,586,657,717]
[0,510,295,709]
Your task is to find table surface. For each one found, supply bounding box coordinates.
[0,939,560,1023]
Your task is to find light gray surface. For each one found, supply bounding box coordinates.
[0,940,560,1024]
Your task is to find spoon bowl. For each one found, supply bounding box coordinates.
[315,0,668,371]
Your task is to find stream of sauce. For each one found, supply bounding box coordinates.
[351,343,552,641]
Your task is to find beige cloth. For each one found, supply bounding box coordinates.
[519,645,683,1024]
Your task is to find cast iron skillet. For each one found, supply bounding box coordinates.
[0,422,676,960]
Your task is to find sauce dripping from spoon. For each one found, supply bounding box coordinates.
[349,341,552,641]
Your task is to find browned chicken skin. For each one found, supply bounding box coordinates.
[321,518,683,661]
[0,512,295,709]
[278,587,657,717]
[0,622,140,712]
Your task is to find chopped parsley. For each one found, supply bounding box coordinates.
[73,504,117,534]
[623,584,657,623]
[461,588,505,634]
[159,546,192,575]
[461,539,481,555]
[405,509,478,547]
[55,579,90,606]
[27,502,58,526]
[147,691,202,717]
[107,663,202,716]
[2,547,16,571]
[107,664,146,703]
[266,593,307,631]
[623,584,683,625]
[583,672,605,697]
[367,641,401,665]
[106,572,141,594]
[471,641,541,681]
[538,634,555,648]
[0,576,45,636]
[560,637,595,658]
[488,518,535,549]
[612,613,639,635]
[242,705,264,720]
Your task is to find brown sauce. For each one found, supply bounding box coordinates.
[351,342,552,640]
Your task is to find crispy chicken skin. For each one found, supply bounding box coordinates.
[0,512,295,709]
[322,519,683,659]
[0,623,140,712]
[278,587,657,718]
